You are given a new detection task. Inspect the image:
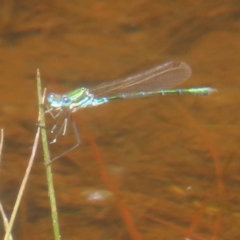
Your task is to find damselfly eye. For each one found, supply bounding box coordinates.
[61,95,72,107]
[47,93,54,102]
[63,97,69,102]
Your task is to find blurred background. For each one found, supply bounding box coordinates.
[0,0,239,239]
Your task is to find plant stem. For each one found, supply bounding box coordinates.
[37,69,61,240]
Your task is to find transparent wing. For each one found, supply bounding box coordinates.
[89,61,192,98]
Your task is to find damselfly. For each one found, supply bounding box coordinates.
[46,61,217,162]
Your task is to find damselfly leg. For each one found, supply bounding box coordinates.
[45,104,81,163]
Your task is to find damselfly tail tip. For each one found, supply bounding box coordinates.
[208,87,218,94]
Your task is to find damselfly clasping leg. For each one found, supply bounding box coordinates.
[45,102,81,162]
[46,61,217,163]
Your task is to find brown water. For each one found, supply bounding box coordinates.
[0,0,239,239]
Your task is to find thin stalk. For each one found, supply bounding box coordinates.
[4,114,40,240]
[36,69,61,240]
[0,129,12,240]
[0,128,4,162]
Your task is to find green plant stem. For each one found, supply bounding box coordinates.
[37,69,61,240]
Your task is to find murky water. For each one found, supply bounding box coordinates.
[0,0,239,239]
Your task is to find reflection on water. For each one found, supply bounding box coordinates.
[81,189,114,202]
[0,0,239,240]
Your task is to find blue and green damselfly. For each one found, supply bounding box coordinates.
[46,61,216,162]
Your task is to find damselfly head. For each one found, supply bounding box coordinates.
[47,93,72,108]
